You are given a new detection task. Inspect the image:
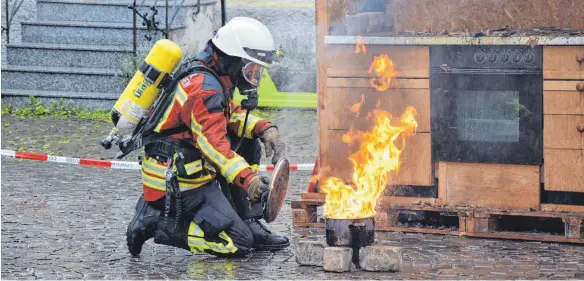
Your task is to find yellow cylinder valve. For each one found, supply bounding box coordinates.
[112,39,183,130]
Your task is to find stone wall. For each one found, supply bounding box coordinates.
[1,0,38,64]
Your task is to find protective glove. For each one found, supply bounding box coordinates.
[246,174,270,202]
[260,127,286,165]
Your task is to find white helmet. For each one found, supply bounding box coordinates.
[212,17,276,86]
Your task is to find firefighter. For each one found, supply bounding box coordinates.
[126,17,289,257]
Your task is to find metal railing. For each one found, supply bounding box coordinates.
[2,0,26,44]
[129,0,206,54]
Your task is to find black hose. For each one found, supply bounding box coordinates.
[234,110,250,153]
[220,0,226,26]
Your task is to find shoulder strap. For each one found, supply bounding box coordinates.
[116,62,227,158]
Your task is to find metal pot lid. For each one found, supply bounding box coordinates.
[263,158,290,223]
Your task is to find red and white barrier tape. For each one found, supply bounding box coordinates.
[1,149,314,172]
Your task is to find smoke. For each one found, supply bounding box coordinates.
[220,3,319,165]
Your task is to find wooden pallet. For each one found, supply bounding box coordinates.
[292,192,584,244]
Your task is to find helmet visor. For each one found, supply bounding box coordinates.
[242,61,265,87]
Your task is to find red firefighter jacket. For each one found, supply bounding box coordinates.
[141,64,272,202]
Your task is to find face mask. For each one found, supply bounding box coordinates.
[241,61,264,87]
[237,60,265,110]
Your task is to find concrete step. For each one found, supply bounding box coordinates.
[1,65,126,93]
[36,0,216,24]
[1,90,117,110]
[22,20,185,47]
[1,88,119,100]
[6,43,134,69]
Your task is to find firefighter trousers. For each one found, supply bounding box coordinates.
[150,180,254,257]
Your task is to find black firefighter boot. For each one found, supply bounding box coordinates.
[126,195,161,256]
[230,181,290,251]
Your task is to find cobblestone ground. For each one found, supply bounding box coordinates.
[2,112,584,279]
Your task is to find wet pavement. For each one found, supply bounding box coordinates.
[2,112,584,279]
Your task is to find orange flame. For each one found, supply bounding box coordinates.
[321,104,418,219]
[350,94,365,116]
[368,55,399,91]
[355,37,367,54]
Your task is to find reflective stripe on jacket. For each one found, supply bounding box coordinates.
[141,55,272,201]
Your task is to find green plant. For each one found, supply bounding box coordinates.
[2,96,110,121]
[1,103,12,115]
[117,51,148,85]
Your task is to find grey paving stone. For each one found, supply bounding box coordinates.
[295,240,325,266]
[359,245,402,272]
[2,114,584,279]
[323,247,353,273]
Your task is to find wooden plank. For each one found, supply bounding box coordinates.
[543,46,584,80]
[325,45,430,79]
[437,162,448,205]
[544,149,584,192]
[300,192,441,208]
[469,214,497,233]
[544,80,584,91]
[439,162,540,210]
[316,0,328,177]
[543,115,584,149]
[543,90,584,115]
[292,199,325,209]
[328,68,429,79]
[378,196,438,206]
[298,193,441,209]
[466,231,584,244]
[327,78,430,89]
[487,210,574,219]
[390,0,584,33]
[321,130,433,186]
[323,87,430,132]
[541,204,584,214]
[292,207,317,225]
[385,204,463,213]
[301,192,325,201]
[544,70,584,80]
[376,226,459,236]
[293,222,324,228]
[565,217,584,239]
[391,133,433,186]
[459,212,475,233]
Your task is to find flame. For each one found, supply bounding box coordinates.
[368,55,399,91]
[321,103,418,219]
[350,94,365,116]
[355,37,367,54]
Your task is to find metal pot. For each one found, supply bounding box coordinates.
[325,217,375,247]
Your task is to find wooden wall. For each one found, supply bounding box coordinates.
[320,45,434,188]
[316,0,584,211]
[542,46,584,194]
[391,0,584,32]
[327,0,584,33]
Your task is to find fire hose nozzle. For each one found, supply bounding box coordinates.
[100,128,120,150]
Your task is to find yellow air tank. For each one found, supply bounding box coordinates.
[112,39,183,130]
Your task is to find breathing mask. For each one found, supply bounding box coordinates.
[238,60,264,110]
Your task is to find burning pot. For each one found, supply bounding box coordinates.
[325,217,375,247]
[325,217,375,268]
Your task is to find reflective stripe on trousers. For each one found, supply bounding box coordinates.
[187,222,237,254]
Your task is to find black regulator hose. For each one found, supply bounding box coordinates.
[234,110,250,153]
[220,0,226,26]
